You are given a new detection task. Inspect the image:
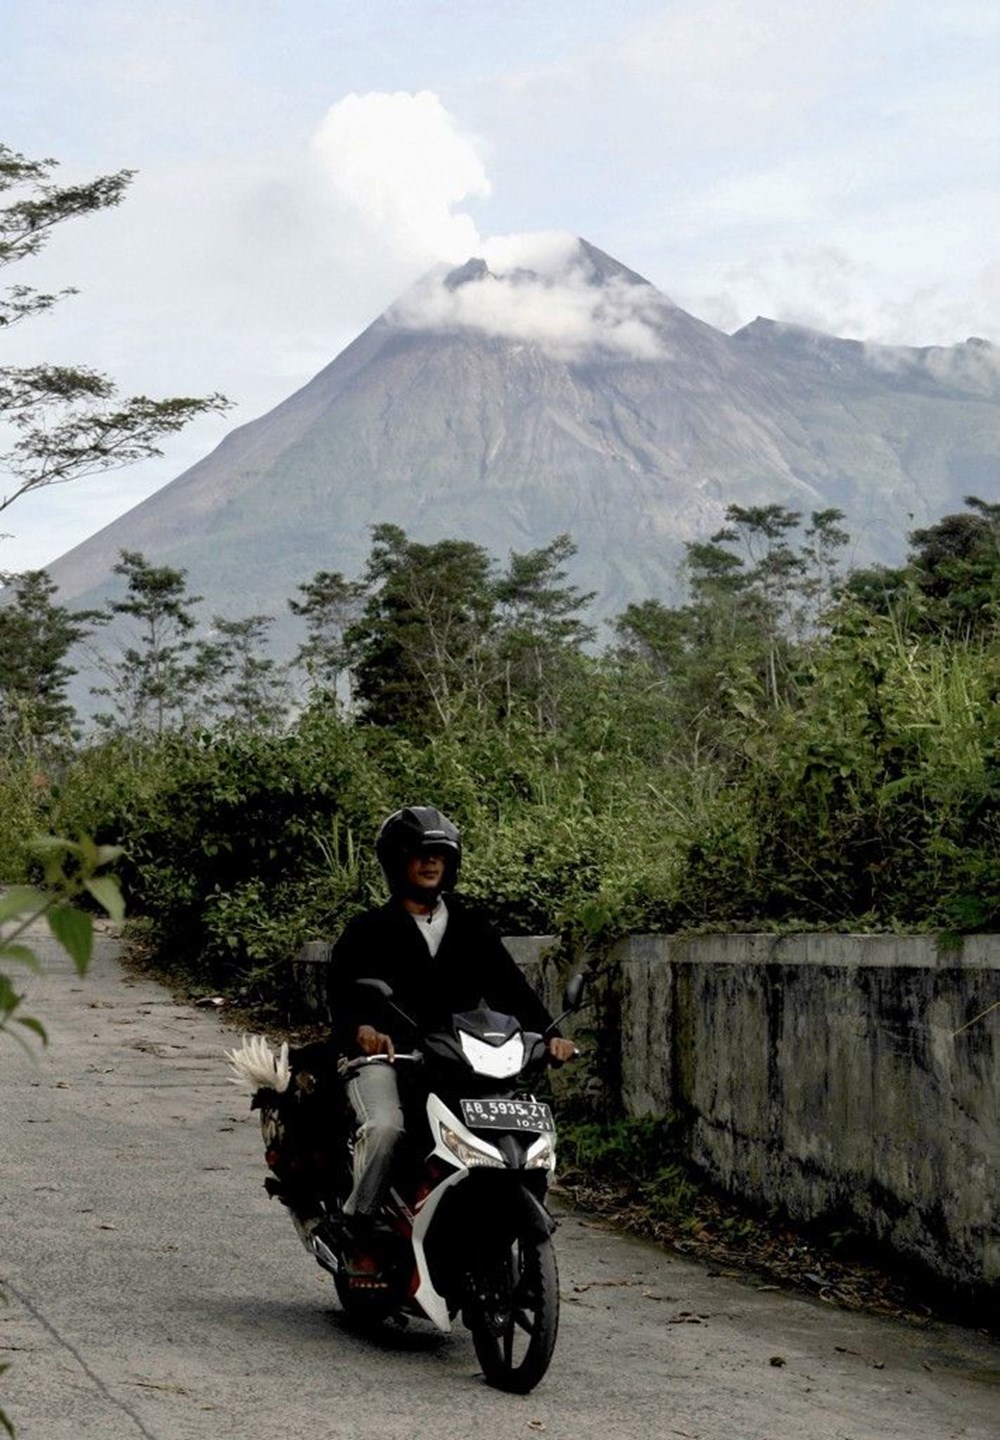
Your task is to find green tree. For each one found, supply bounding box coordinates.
[839,496,999,639]
[0,143,228,520]
[799,507,851,629]
[0,570,96,747]
[494,534,595,729]
[92,550,203,737]
[347,524,497,731]
[908,495,1000,636]
[194,614,289,733]
[711,504,804,702]
[614,528,759,754]
[289,569,364,704]
[613,597,689,677]
[613,505,852,764]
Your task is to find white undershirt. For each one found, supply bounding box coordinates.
[411,896,448,956]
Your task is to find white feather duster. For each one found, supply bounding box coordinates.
[225,1034,292,1093]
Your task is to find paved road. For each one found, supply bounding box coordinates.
[2,927,998,1440]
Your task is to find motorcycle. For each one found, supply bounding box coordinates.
[227,974,584,1394]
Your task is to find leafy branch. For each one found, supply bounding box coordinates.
[0,835,124,1054]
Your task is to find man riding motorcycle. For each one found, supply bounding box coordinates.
[326,805,576,1252]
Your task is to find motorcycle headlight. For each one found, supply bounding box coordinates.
[439,1124,505,1168]
[526,1135,556,1171]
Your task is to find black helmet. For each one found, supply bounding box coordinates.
[376,805,461,895]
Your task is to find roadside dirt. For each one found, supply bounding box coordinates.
[554,1170,984,1336]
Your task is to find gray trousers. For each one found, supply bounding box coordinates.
[343,1062,405,1217]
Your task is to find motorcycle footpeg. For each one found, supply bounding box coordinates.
[310,1231,341,1274]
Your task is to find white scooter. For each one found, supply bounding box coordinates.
[228,975,583,1394]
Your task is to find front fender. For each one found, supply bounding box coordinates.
[518,1185,557,1238]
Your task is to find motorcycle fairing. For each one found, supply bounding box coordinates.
[410,1092,553,1331]
[410,1162,467,1331]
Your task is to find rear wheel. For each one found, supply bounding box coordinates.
[469,1217,559,1394]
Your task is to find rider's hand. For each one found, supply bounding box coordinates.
[546,1036,578,1066]
[356,1024,395,1060]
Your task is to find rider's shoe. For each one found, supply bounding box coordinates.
[288,1209,339,1266]
[305,1216,342,1273]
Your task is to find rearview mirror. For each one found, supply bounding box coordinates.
[355,977,393,1000]
[562,973,586,1013]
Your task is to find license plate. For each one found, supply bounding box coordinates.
[460,1098,555,1133]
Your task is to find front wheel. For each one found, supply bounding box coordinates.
[468,1217,559,1394]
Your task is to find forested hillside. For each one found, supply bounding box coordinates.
[2,496,997,1007]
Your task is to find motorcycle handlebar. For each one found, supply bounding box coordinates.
[341,1041,578,1077]
[341,1051,423,1072]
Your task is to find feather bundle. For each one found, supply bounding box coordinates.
[225,1034,292,1093]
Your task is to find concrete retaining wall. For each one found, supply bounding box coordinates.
[611,933,999,1304]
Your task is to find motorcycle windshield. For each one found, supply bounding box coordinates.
[458,1028,525,1078]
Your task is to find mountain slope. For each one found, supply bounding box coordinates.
[46,238,1000,635]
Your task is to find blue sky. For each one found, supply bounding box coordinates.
[3,0,999,568]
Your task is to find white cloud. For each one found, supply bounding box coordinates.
[480,231,582,275]
[686,239,1000,349]
[310,90,490,264]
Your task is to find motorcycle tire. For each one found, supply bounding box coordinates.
[469,1214,559,1394]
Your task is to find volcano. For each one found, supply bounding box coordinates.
[44,236,1000,638]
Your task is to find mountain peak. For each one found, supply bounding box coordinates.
[441,234,655,294]
[392,233,675,361]
[443,256,490,291]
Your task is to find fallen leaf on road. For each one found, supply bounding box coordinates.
[573,1278,634,1292]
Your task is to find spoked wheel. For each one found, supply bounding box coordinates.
[469,1221,559,1394]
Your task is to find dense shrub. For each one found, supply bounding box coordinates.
[674,618,1000,931]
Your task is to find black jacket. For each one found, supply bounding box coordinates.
[327,894,556,1057]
